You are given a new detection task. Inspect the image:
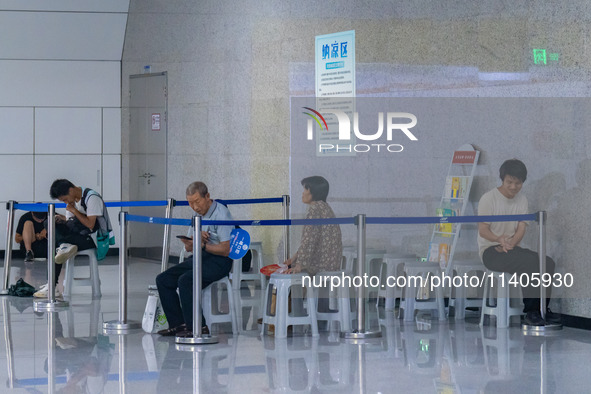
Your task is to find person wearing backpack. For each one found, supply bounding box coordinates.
[33,178,114,298]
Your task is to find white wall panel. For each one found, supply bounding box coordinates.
[0,155,34,201]
[35,108,102,154]
[0,1,129,12]
[34,155,102,202]
[103,108,122,154]
[0,60,121,107]
[102,155,121,200]
[0,12,127,61]
[0,209,6,250]
[106,206,121,248]
[0,108,34,154]
[0,153,33,248]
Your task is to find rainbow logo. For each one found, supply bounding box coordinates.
[302,107,328,131]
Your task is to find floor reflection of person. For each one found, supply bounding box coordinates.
[46,314,113,394]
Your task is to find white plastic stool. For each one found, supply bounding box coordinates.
[481,326,524,376]
[202,276,238,335]
[341,249,356,273]
[400,260,446,321]
[314,271,353,332]
[343,247,386,298]
[377,253,417,310]
[263,335,318,392]
[450,259,485,320]
[401,318,446,370]
[230,241,266,291]
[63,299,101,338]
[479,271,523,328]
[235,289,261,333]
[63,249,101,299]
[261,273,318,338]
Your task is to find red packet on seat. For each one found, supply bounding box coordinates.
[260,264,288,276]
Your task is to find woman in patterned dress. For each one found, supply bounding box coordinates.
[286,176,342,275]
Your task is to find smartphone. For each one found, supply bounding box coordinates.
[176,235,191,240]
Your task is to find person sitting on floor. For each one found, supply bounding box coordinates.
[15,210,48,264]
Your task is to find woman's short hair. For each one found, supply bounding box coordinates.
[499,159,527,183]
[301,176,329,202]
[49,179,75,199]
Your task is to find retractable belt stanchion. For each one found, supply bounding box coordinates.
[1,201,16,295]
[341,214,381,340]
[176,215,218,345]
[523,210,562,333]
[103,212,141,332]
[282,195,290,262]
[160,198,176,273]
[34,203,68,311]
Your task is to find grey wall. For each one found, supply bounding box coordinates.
[122,0,591,318]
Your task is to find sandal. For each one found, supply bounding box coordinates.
[176,325,209,338]
[157,324,187,336]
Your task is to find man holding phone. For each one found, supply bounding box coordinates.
[156,181,234,337]
[34,179,110,298]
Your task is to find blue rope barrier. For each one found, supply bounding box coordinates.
[14,201,170,212]
[126,215,192,226]
[123,214,535,227]
[176,197,283,206]
[11,202,537,226]
[106,201,169,207]
[13,197,280,212]
[366,213,537,225]
[13,203,65,211]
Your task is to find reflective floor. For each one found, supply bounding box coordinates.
[0,256,589,393]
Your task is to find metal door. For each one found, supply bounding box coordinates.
[128,72,168,260]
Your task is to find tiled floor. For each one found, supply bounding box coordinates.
[0,256,589,393]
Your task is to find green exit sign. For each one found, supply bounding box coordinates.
[533,49,560,65]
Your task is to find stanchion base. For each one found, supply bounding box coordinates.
[33,299,69,311]
[340,330,382,341]
[522,322,563,336]
[175,343,214,352]
[102,320,141,334]
[175,334,219,346]
[0,290,9,296]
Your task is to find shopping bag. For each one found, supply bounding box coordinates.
[142,292,168,333]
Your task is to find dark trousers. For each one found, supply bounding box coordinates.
[156,251,232,329]
[482,246,555,313]
[53,223,96,285]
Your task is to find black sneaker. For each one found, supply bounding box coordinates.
[24,250,34,263]
[524,311,545,326]
[545,309,562,325]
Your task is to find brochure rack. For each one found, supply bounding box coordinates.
[426,144,480,274]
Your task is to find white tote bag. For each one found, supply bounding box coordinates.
[142,291,168,333]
